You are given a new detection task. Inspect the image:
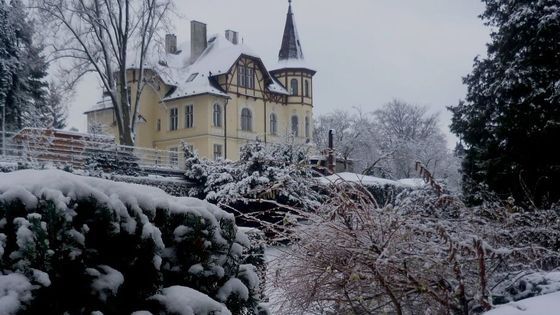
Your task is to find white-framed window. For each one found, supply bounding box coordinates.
[185,104,194,128]
[290,79,298,96]
[291,115,299,136]
[270,113,278,135]
[213,104,222,127]
[241,108,252,131]
[213,144,223,160]
[169,107,178,131]
[169,147,178,166]
[237,65,254,89]
[305,116,310,138]
[304,80,310,97]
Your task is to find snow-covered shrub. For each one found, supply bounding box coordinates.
[110,175,192,197]
[184,141,322,228]
[0,162,18,173]
[270,181,560,314]
[492,271,560,305]
[84,145,144,177]
[0,170,263,314]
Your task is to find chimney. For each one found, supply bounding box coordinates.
[165,34,177,54]
[190,21,207,63]
[225,30,239,45]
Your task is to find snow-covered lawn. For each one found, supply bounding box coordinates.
[484,291,560,315]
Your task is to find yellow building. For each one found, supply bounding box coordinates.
[85,1,315,161]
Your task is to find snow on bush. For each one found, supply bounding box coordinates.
[0,273,34,315]
[184,141,322,228]
[269,182,560,314]
[0,169,263,314]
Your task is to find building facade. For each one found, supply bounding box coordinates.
[85,1,315,161]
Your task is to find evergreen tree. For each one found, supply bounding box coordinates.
[0,0,19,131]
[36,82,67,129]
[449,0,560,207]
[0,0,65,131]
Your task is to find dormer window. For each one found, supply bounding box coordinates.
[290,79,298,96]
[187,73,198,82]
[238,65,254,89]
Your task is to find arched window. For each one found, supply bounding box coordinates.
[304,80,310,97]
[290,79,298,96]
[305,116,310,138]
[270,113,278,135]
[291,115,299,136]
[213,104,222,127]
[241,108,252,131]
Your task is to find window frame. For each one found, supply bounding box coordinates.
[184,104,194,129]
[241,108,252,132]
[237,65,255,89]
[213,144,223,160]
[291,115,299,136]
[304,80,310,97]
[270,113,278,135]
[169,107,178,131]
[290,79,299,96]
[213,104,222,127]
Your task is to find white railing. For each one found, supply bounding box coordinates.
[0,130,185,172]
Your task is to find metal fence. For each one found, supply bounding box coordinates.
[0,130,185,172]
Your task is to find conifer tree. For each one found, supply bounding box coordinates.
[449,0,560,207]
[0,0,67,132]
[0,0,19,131]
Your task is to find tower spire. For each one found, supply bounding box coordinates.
[278,0,304,61]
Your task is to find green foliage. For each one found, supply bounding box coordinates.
[449,0,560,207]
[0,171,263,314]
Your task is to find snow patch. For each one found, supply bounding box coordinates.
[151,286,232,315]
[484,291,560,315]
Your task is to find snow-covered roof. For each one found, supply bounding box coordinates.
[131,34,289,102]
[84,97,113,114]
[319,172,426,189]
[271,58,315,72]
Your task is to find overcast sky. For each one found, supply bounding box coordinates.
[67,0,490,145]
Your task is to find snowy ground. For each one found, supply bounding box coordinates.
[483,291,560,315]
[263,246,286,314]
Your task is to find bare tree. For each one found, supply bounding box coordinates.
[268,181,559,315]
[374,99,447,178]
[32,0,172,145]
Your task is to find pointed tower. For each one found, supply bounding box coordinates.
[278,0,304,61]
[271,0,316,142]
